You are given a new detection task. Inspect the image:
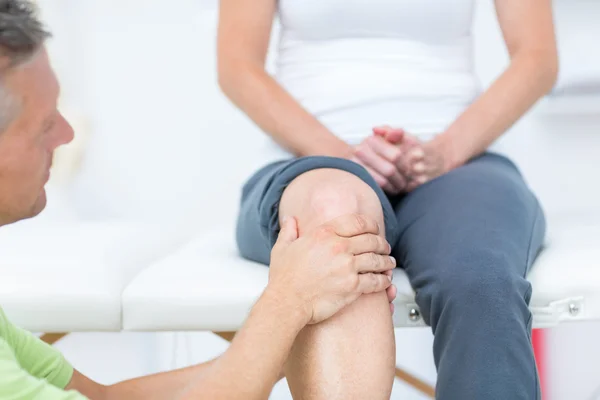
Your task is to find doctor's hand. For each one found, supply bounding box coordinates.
[269,214,397,325]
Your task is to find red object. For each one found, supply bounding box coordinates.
[532,329,547,398]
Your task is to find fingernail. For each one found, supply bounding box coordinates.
[389,256,396,266]
[413,162,425,173]
[387,273,393,282]
[282,216,289,224]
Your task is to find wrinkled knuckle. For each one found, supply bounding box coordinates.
[374,255,387,271]
[378,276,389,291]
[370,274,381,290]
[352,214,367,232]
[368,235,380,251]
[370,252,382,268]
[361,274,376,292]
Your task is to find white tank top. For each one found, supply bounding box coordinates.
[266,0,481,157]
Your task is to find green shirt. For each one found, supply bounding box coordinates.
[0,307,87,399]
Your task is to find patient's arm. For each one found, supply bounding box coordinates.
[217,0,352,158]
[428,0,558,170]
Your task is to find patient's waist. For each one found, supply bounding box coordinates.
[260,98,475,160]
[318,99,472,142]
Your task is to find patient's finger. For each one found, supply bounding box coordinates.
[354,145,401,194]
[373,126,405,144]
[351,157,388,189]
[367,137,407,191]
[407,147,425,165]
[373,125,393,136]
[367,135,403,164]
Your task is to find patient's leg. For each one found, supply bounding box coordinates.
[279,168,396,400]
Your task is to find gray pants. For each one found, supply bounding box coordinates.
[236,152,546,399]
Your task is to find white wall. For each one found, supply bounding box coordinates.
[35,1,600,399]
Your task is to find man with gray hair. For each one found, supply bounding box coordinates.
[0,1,397,398]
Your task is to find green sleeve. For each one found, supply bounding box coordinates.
[0,337,88,399]
[0,309,73,389]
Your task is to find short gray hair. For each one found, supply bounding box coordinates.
[0,0,50,65]
[0,0,50,130]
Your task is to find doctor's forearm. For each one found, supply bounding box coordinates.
[179,286,307,400]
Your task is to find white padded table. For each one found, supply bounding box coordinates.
[122,215,600,331]
[0,219,178,333]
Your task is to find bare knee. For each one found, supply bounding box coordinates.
[279,168,384,234]
[280,173,394,400]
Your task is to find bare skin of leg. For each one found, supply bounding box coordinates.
[279,169,396,400]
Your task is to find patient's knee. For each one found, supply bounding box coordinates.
[280,168,384,234]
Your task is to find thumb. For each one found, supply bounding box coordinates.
[276,216,299,246]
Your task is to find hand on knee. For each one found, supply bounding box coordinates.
[268,214,397,325]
